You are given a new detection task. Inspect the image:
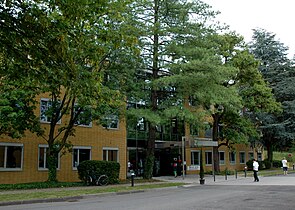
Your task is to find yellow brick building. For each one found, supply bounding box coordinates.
[0,95,127,184]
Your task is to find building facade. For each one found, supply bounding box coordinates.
[0,95,127,184]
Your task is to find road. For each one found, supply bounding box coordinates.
[1,183,295,210]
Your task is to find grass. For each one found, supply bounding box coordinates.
[0,181,183,203]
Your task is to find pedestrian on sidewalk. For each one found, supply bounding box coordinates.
[253,159,259,182]
[282,157,288,175]
[172,158,177,178]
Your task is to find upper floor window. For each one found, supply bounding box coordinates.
[38,145,60,170]
[40,98,61,123]
[101,115,119,129]
[103,148,119,162]
[0,143,23,170]
[190,124,199,136]
[73,147,91,169]
[74,105,92,127]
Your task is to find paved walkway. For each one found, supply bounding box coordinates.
[1,172,295,206]
[154,172,295,186]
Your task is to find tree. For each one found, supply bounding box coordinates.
[0,0,136,181]
[126,0,220,179]
[249,28,295,161]
[202,33,281,171]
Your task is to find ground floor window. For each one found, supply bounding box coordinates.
[73,147,91,168]
[38,145,60,170]
[239,152,246,164]
[103,147,119,162]
[229,152,236,164]
[257,152,262,161]
[0,143,23,170]
[205,151,212,165]
[219,151,225,165]
[191,151,200,165]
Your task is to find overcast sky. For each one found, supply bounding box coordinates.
[203,0,295,58]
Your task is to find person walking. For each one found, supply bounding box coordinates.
[253,159,259,182]
[282,157,288,175]
[172,158,178,178]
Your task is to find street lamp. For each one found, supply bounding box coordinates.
[182,136,185,179]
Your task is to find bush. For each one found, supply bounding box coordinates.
[272,160,282,168]
[246,160,253,170]
[77,160,120,185]
[263,159,271,169]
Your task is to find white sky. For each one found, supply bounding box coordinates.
[203,0,295,58]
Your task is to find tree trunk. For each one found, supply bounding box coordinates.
[142,0,159,180]
[47,149,58,182]
[143,124,156,179]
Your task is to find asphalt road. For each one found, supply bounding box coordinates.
[1,183,295,210]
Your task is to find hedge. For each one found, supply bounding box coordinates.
[77,160,120,184]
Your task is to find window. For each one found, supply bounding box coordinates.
[190,124,199,136]
[257,152,262,161]
[0,143,23,170]
[229,152,236,164]
[204,127,212,138]
[101,115,119,129]
[40,98,61,123]
[191,151,200,165]
[73,147,91,168]
[137,118,145,131]
[103,148,119,162]
[248,152,254,161]
[38,145,60,170]
[74,105,92,127]
[205,151,212,165]
[219,151,225,165]
[239,152,245,164]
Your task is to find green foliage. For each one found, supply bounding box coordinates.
[249,28,295,158]
[246,160,253,170]
[0,0,136,182]
[143,155,155,180]
[77,160,120,184]
[263,159,271,169]
[272,160,282,168]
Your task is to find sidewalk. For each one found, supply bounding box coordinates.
[1,173,295,206]
[154,172,295,186]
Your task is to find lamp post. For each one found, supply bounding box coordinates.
[182,136,185,179]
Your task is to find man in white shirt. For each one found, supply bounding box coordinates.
[282,157,288,175]
[253,159,259,182]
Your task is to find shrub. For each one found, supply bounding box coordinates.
[246,160,253,170]
[272,160,282,168]
[263,159,271,169]
[77,160,120,184]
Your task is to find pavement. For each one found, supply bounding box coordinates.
[154,172,295,186]
[1,172,295,206]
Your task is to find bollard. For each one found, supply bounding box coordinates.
[225,169,227,180]
[131,172,135,187]
[244,166,247,177]
[235,170,237,179]
[293,164,294,170]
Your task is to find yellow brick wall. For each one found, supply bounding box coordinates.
[0,95,127,184]
[185,144,263,175]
